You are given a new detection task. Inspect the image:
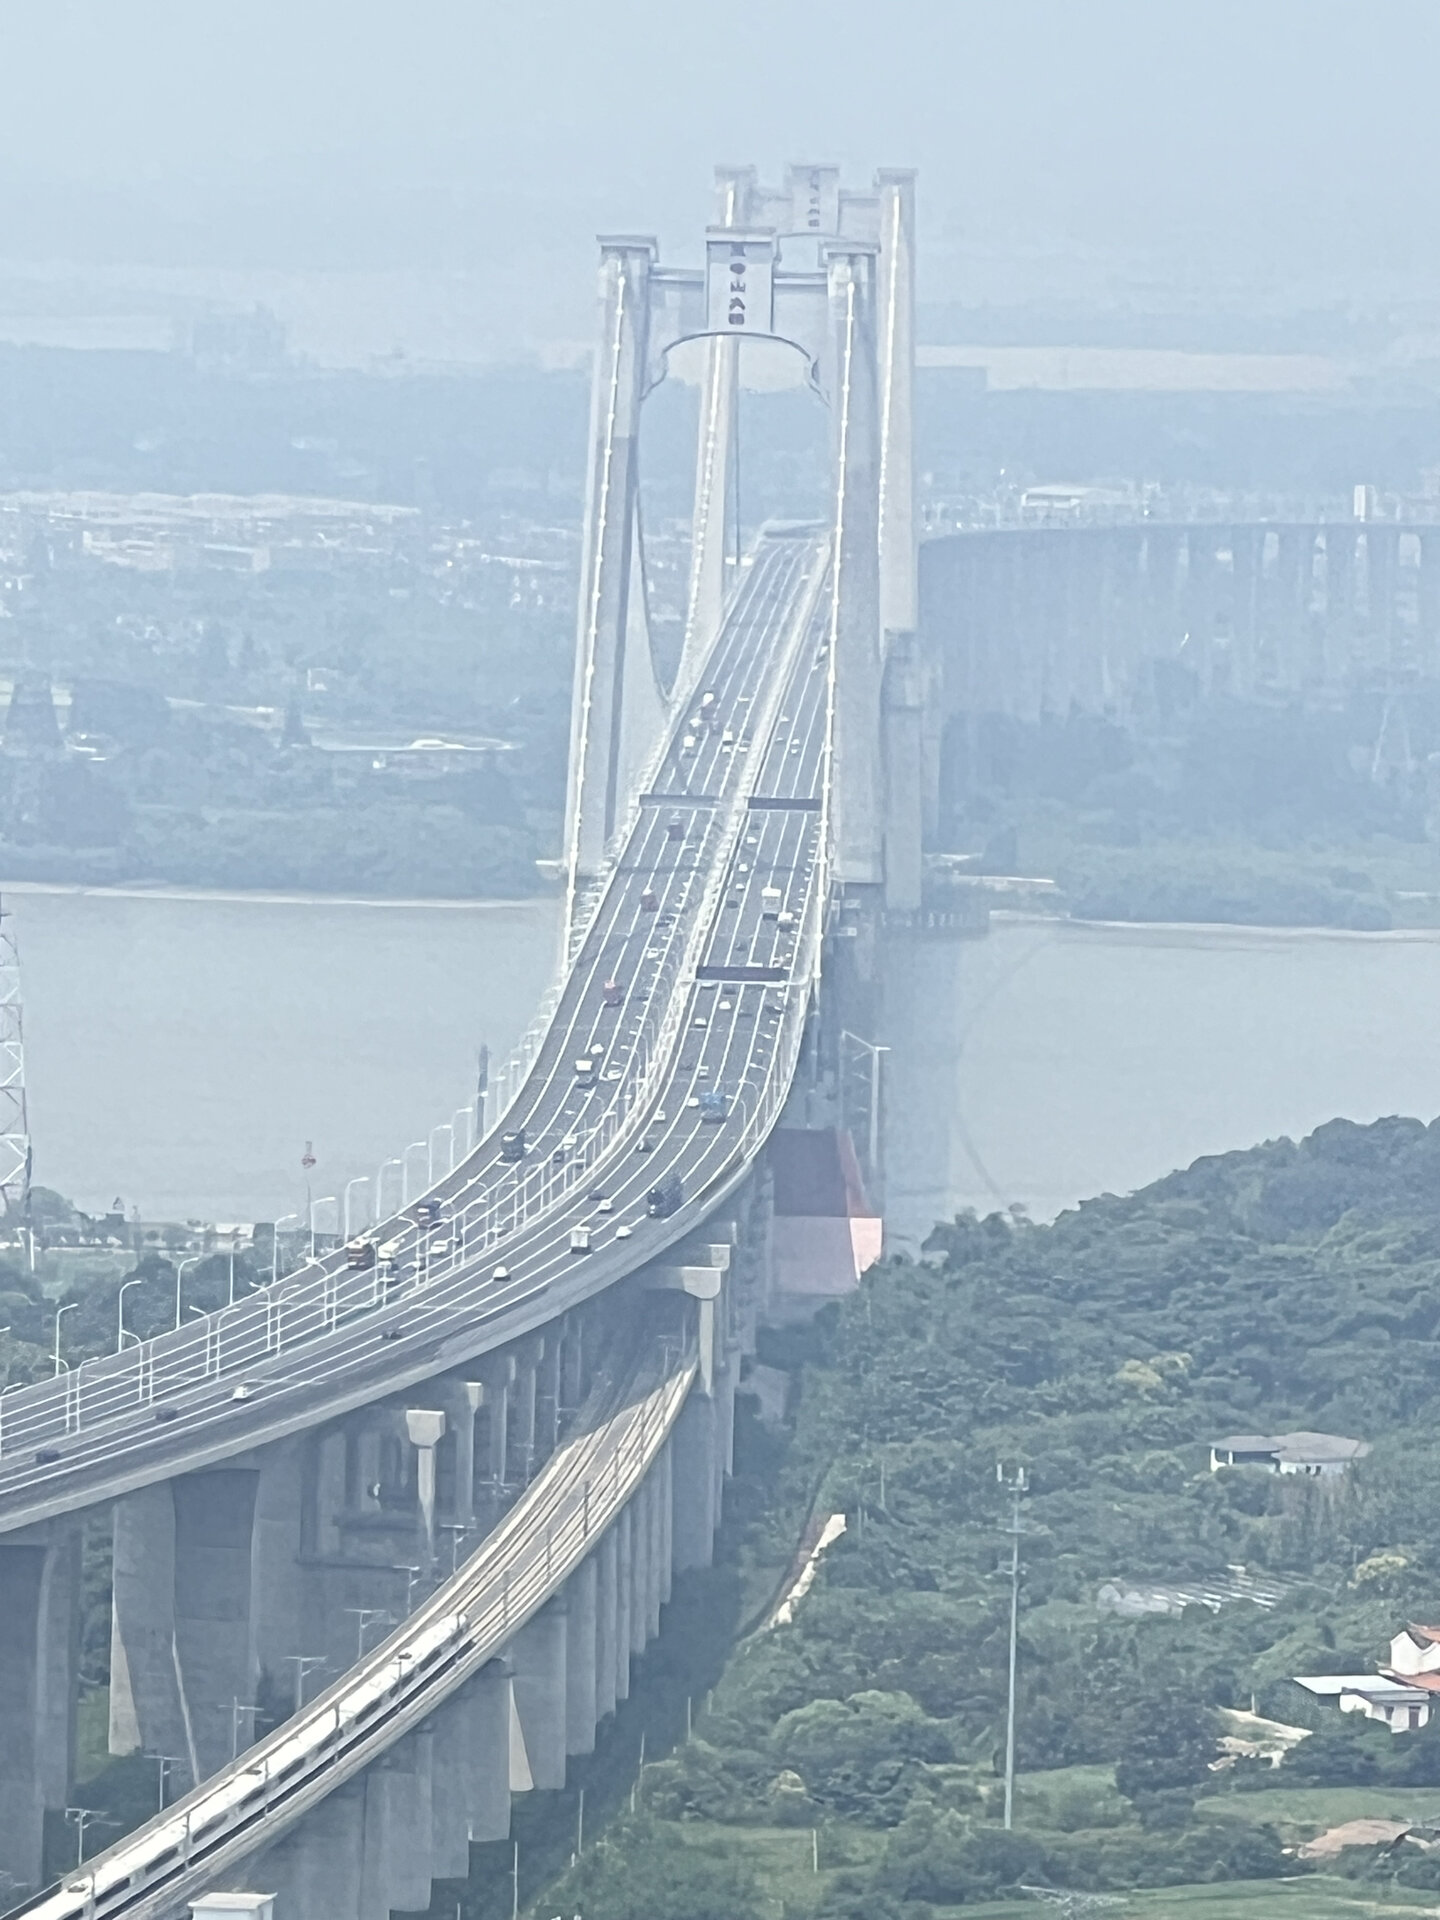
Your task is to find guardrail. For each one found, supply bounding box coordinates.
[14,1329,696,1920]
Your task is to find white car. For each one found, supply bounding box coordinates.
[492,1264,511,1281]
[615,1223,633,1240]
[597,1197,615,1213]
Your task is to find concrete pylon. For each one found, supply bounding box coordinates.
[109,1469,262,1787]
[824,240,885,889]
[467,1658,515,1843]
[564,236,665,904]
[613,1504,633,1704]
[595,1525,619,1722]
[0,1521,79,1894]
[671,1387,717,1571]
[429,1693,476,1882]
[172,1469,260,1780]
[360,1732,433,1920]
[248,1441,306,1701]
[875,168,917,645]
[509,1597,568,1792]
[263,1780,365,1920]
[565,1556,599,1756]
[629,1485,650,1658]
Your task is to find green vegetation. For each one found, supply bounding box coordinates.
[532,1116,1440,1913]
[944,705,1440,929]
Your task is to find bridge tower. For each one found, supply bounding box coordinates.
[562,165,920,943]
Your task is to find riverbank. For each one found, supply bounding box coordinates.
[991,802,1440,933]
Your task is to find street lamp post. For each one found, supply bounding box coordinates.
[270,1214,299,1289]
[52,1301,78,1377]
[997,1462,1029,1832]
[401,1142,426,1207]
[116,1277,144,1354]
[840,1029,889,1186]
[343,1177,370,1241]
[375,1159,402,1222]
[173,1255,203,1332]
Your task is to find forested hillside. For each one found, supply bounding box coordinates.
[553,1116,1440,1915]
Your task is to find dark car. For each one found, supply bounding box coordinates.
[646,1176,684,1219]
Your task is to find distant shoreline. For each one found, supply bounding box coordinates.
[0,878,559,912]
[994,908,1440,944]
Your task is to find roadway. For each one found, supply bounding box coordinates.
[0,529,834,1533]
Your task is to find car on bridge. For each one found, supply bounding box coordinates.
[646,1175,684,1219]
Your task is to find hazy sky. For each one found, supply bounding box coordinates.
[1,1,1436,347]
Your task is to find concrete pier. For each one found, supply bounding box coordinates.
[0,1522,79,1892]
[671,1389,717,1571]
[509,1597,568,1792]
[468,1659,514,1842]
[595,1525,619,1722]
[565,1556,599,1756]
[613,1504,633,1703]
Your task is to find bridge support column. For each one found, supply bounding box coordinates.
[430,1690,476,1881]
[360,1730,434,1920]
[671,1388,717,1572]
[565,1555,599,1756]
[595,1526,619,1722]
[479,1357,513,1518]
[249,1440,307,1703]
[173,1468,260,1779]
[510,1596,568,1792]
[560,1314,585,1415]
[109,1482,191,1780]
[262,1778,365,1920]
[0,1520,79,1895]
[658,1442,674,1605]
[535,1336,561,1461]
[467,1658,515,1842]
[507,1346,540,1488]
[613,1505,633,1703]
[442,1380,483,1531]
[628,1487,650,1659]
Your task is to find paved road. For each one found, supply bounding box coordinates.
[0,530,832,1534]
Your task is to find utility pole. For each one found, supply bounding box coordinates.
[997,1461,1028,1831]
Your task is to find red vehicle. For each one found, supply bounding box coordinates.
[603,977,623,1007]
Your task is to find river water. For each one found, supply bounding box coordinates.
[14,888,1440,1240]
[13,886,561,1223]
[883,916,1440,1250]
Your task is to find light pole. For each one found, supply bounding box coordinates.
[997,1462,1028,1831]
[309,1195,337,1258]
[52,1301,78,1376]
[116,1277,144,1353]
[173,1254,203,1332]
[270,1214,299,1289]
[343,1177,370,1241]
[375,1159,402,1222]
[401,1142,426,1207]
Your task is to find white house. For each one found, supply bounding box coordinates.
[1210,1431,1369,1477]
[1389,1626,1440,1677]
[1293,1674,1433,1733]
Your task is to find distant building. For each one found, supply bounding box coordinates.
[1389,1626,1440,1677]
[1293,1673,1433,1734]
[1209,1431,1368,1477]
